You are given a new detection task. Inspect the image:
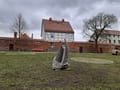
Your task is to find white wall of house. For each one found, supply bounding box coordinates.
[42,32,74,42]
[99,34,120,45]
[41,26,44,39]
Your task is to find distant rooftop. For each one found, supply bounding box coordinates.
[20,33,31,39]
[42,18,74,33]
[103,30,120,35]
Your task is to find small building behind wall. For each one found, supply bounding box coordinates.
[98,30,120,45]
[41,18,74,42]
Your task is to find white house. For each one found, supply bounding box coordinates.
[41,18,74,42]
[98,30,120,45]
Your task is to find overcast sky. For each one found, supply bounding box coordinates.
[0,0,120,41]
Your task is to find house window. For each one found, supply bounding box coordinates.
[114,40,116,44]
[117,35,119,38]
[118,40,120,44]
[51,34,54,38]
[109,40,111,44]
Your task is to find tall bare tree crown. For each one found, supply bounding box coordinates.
[83,12,117,53]
[10,13,27,38]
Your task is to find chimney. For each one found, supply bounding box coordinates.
[49,17,52,21]
[14,32,17,39]
[31,33,33,39]
[62,19,64,22]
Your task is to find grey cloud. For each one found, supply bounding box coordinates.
[0,0,120,40]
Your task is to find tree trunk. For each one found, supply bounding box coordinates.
[95,39,99,53]
[18,16,21,39]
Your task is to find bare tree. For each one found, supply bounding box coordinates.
[10,13,27,38]
[83,13,117,53]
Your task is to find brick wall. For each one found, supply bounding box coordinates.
[0,37,118,53]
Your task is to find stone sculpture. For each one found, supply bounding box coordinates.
[52,39,70,70]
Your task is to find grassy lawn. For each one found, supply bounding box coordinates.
[0,52,120,90]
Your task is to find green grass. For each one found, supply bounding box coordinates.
[0,52,120,90]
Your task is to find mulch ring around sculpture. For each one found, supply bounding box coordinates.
[71,57,114,64]
[5,52,37,55]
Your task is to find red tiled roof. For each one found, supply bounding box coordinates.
[0,37,13,40]
[42,18,74,33]
[20,33,31,39]
[103,30,120,35]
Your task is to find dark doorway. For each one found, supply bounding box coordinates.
[9,44,14,51]
[51,42,54,49]
[79,47,83,53]
[100,48,103,53]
